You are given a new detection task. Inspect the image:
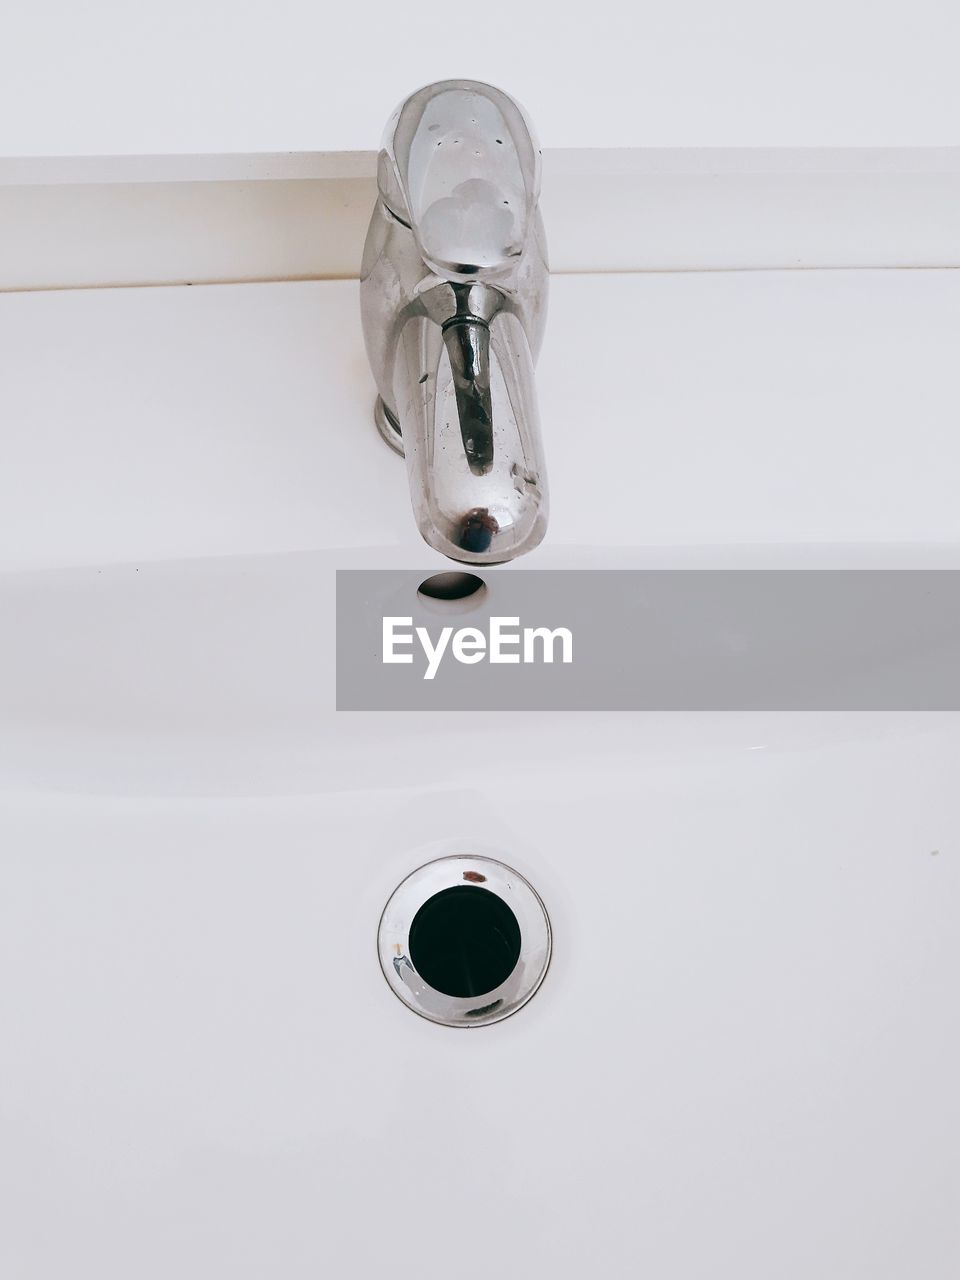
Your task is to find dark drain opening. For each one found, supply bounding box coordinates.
[408,885,522,998]
[417,571,485,602]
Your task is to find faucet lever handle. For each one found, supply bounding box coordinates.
[380,80,542,281]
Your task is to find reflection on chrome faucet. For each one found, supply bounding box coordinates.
[360,80,549,564]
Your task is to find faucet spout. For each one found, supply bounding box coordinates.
[360,80,550,565]
[442,312,493,477]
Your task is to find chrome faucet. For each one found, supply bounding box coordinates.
[360,80,549,564]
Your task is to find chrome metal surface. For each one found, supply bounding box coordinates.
[373,395,404,455]
[361,80,549,564]
[378,855,552,1028]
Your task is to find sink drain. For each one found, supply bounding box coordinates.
[378,856,551,1027]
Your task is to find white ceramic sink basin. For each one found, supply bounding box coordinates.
[1,269,959,1277]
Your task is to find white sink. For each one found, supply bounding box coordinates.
[1,269,959,1277]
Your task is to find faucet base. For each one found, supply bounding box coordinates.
[374,396,404,457]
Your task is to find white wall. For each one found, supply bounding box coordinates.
[3,0,959,156]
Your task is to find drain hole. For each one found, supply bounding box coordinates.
[417,571,485,602]
[409,886,521,998]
